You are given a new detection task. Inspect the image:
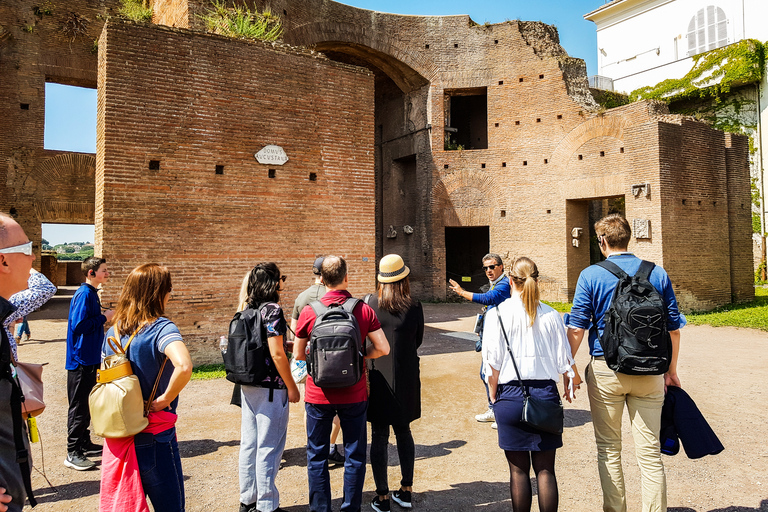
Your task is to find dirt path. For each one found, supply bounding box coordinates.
[14,294,768,511]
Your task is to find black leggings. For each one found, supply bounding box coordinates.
[505,450,558,512]
[369,422,415,496]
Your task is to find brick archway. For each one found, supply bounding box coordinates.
[549,116,627,167]
[28,153,96,224]
[434,170,505,226]
[284,21,436,92]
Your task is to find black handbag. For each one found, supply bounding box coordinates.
[495,310,564,435]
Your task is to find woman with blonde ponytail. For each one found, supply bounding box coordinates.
[482,257,576,512]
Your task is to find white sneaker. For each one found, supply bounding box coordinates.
[491,422,498,429]
[475,408,495,422]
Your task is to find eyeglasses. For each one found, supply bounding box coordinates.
[280,275,287,282]
[0,241,33,256]
[597,234,606,244]
[482,264,499,271]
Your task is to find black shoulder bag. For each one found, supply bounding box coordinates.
[495,309,564,435]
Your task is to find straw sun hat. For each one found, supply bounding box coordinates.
[378,254,410,283]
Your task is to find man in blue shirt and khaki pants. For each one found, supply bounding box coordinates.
[567,214,681,512]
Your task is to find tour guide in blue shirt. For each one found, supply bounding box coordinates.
[567,214,682,512]
[449,253,511,425]
[64,257,114,471]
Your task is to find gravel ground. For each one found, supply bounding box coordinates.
[13,290,768,511]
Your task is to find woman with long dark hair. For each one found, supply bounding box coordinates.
[367,254,424,512]
[483,257,575,512]
[237,262,299,512]
[99,264,192,512]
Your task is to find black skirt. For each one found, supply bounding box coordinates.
[494,380,563,452]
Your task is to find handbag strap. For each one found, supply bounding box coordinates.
[107,329,138,355]
[144,356,169,417]
[495,308,530,399]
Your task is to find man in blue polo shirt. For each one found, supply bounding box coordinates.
[449,253,511,426]
[567,214,681,512]
[64,257,114,471]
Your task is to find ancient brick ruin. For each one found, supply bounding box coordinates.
[1,0,753,359]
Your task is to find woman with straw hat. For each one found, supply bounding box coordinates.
[367,254,424,512]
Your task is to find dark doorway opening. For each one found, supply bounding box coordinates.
[445,226,489,292]
[588,196,626,265]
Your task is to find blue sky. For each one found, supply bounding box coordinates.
[43,0,603,245]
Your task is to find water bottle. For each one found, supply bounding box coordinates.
[219,335,228,354]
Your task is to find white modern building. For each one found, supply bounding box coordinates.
[585,0,768,263]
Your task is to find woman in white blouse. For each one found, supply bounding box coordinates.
[483,257,575,512]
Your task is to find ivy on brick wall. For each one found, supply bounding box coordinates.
[629,39,765,104]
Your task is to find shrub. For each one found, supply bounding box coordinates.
[199,1,282,42]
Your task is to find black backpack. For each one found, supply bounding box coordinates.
[307,298,364,388]
[223,305,278,389]
[597,260,672,375]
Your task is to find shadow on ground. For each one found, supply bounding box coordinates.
[670,501,768,512]
[178,438,240,458]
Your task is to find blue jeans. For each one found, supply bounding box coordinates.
[306,401,368,512]
[481,364,493,410]
[15,317,29,338]
[134,428,185,512]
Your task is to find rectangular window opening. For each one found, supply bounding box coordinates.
[578,155,583,160]
[600,151,605,157]
[500,210,506,217]
[44,82,97,153]
[620,147,625,153]
[309,172,317,181]
[149,160,160,170]
[498,80,504,85]
[20,103,30,110]
[425,44,430,49]
[557,114,562,120]
[519,77,524,82]
[444,87,488,150]
[515,120,520,125]
[539,74,544,79]
[502,162,506,167]
[522,161,527,166]
[215,165,224,174]
[481,163,486,168]
[544,159,548,164]
[268,169,276,178]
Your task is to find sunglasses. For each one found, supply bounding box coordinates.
[0,241,33,256]
[482,264,499,271]
[280,275,287,282]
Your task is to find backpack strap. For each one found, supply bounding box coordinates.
[636,260,656,281]
[341,297,361,313]
[309,300,327,317]
[596,259,629,280]
[363,293,372,305]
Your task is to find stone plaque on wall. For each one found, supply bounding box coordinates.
[634,219,651,239]
[255,145,289,165]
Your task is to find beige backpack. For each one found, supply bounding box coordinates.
[89,330,166,438]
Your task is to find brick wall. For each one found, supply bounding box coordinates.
[0,0,121,268]
[97,21,374,360]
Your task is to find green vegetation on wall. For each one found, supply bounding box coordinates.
[199,1,282,42]
[118,0,152,22]
[630,39,765,104]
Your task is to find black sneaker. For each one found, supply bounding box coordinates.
[238,503,258,512]
[82,441,103,457]
[391,489,412,508]
[371,496,391,512]
[63,451,95,471]
[328,445,345,466]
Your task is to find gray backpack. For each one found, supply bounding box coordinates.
[307,298,363,388]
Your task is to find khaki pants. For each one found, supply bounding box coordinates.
[586,358,666,512]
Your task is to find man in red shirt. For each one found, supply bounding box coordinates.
[294,255,389,512]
